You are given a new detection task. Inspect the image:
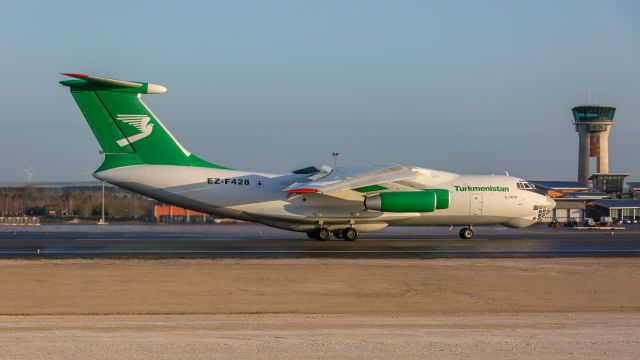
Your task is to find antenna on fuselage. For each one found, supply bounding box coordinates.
[332,149,341,169]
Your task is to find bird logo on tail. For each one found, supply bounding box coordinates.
[116,114,154,147]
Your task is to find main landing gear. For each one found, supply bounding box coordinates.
[307,228,331,241]
[307,228,359,241]
[459,227,474,239]
[341,228,358,241]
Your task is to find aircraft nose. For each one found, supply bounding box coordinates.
[545,195,556,210]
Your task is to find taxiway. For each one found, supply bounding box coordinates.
[0,224,638,258]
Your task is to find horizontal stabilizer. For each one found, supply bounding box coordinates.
[60,73,167,94]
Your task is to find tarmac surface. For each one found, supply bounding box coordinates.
[1,223,639,258]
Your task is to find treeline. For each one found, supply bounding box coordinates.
[0,186,153,220]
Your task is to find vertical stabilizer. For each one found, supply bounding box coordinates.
[60,73,228,172]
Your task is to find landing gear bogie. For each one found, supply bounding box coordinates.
[459,227,474,239]
[342,228,359,241]
[307,228,331,241]
[316,228,331,241]
[308,228,359,241]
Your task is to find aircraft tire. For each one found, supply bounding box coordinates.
[333,231,343,239]
[459,227,474,239]
[342,228,359,241]
[306,231,318,239]
[317,228,331,241]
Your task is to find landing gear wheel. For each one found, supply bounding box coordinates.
[342,228,359,241]
[332,231,343,239]
[459,227,474,239]
[317,228,331,241]
[306,231,318,239]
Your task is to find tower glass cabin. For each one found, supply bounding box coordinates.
[572,105,616,186]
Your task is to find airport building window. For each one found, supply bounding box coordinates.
[609,208,640,221]
[591,174,626,194]
[610,209,619,219]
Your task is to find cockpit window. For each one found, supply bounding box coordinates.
[517,180,535,190]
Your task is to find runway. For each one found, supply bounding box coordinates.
[1,223,639,258]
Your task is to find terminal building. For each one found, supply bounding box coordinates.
[532,104,640,224]
[628,182,640,199]
[153,203,215,223]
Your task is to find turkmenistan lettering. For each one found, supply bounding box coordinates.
[454,185,509,192]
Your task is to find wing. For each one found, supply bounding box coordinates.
[283,164,418,195]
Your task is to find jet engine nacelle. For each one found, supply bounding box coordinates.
[364,190,449,213]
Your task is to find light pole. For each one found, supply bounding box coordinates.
[24,167,33,183]
[97,150,108,225]
[98,180,107,224]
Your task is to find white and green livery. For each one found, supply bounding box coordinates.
[61,73,555,240]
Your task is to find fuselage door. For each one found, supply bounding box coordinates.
[470,193,483,216]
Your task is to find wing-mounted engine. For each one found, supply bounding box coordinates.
[364,189,450,213]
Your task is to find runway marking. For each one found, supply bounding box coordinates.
[1,249,640,254]
[70,238,477,242]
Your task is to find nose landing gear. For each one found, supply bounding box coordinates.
[459,227,474,239]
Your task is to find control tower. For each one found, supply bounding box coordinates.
[572,105,616,186]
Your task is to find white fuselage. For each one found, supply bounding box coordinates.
[95,164,555,233]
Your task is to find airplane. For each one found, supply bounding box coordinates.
[60,73,556,241]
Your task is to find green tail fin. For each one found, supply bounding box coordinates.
[60,73,228,172]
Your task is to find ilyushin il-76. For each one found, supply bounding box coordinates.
[61,73,555,241]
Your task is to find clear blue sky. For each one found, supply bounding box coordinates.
[1,0,638,181]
